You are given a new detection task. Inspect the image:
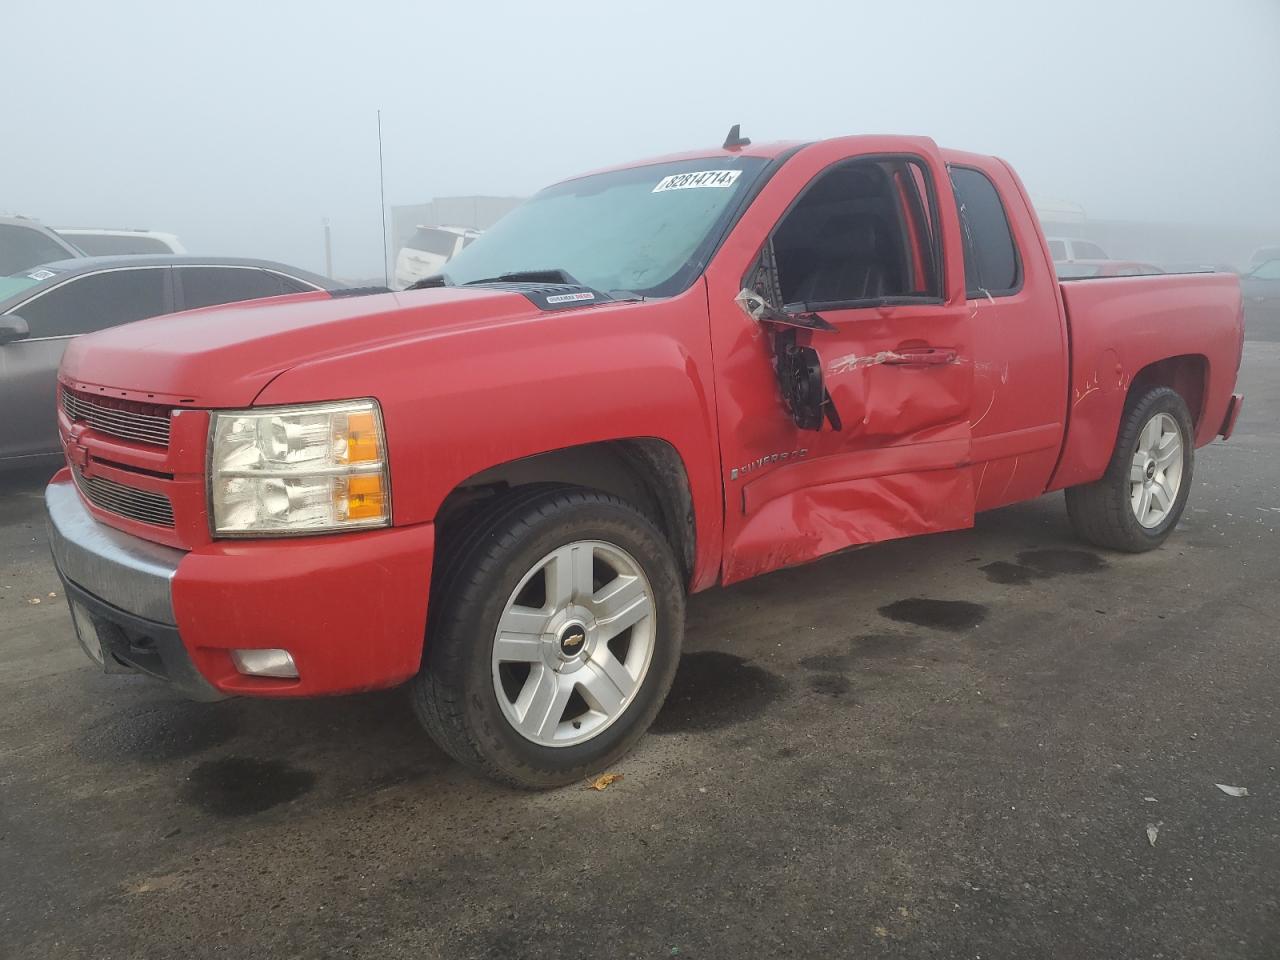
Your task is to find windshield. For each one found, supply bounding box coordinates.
[0,274,44,304]
[440,156,769,297]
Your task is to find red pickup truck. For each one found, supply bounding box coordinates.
[47,133,1244,787]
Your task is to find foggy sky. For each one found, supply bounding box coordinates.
[6,0,1278,279]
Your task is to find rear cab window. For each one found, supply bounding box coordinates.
[949,166,1021,298]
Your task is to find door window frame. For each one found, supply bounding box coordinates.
[1,266,175,342]
[744,152,950,312]
[173,264,322,311]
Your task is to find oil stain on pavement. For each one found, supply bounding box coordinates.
[799,633,921,698]
[806,673,853,697]
[878,598,987,632]
[981,548,1107,586]
[650,651,785,734]
[182,757,316,817]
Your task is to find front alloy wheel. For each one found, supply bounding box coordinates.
[493,541,656,747]
[412,486,684,788]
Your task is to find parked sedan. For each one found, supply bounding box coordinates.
[0,256,340,468]
[1055,259,1164,279]
[1241,258,1280,335]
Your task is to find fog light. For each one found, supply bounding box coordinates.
[230,648,298,678]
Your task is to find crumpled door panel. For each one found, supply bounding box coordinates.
[724,465,975,584]
[825,347,973,443]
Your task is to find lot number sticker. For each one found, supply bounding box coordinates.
[653,170,742,193]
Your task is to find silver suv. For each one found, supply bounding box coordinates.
[0,217,84,275]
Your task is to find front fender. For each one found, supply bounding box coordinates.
[253,284,725,590]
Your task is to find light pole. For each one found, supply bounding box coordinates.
[322,217,333,278]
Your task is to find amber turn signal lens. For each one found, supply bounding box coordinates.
[343,474,386,520]
[343,412,380,464]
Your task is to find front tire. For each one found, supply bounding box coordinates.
[412,487,685,788]
[1065,386,1195,552]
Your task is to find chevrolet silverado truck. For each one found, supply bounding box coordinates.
[46,132,1244,788]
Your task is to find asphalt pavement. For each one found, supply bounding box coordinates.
[2,344,1277,959]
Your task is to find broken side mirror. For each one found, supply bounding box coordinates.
[735,291,841,432]
[0,315,29,345]
[736,241,841,432]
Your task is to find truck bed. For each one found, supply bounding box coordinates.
[1049,272,1243,491]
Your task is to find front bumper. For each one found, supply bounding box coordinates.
[46,471,436,699]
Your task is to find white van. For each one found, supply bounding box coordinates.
[55,228,186,256]
[394,225,480,289]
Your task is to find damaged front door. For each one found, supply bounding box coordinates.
[705,141,975,583]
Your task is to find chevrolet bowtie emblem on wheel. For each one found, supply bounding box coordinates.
[562,631,584,647]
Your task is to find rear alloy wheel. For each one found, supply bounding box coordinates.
[1129,412,1185,529]
[412,487,684,788]
[1066,386,1195,552]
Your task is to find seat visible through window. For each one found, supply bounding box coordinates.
[793,214,894,303]
[770,157,939,306]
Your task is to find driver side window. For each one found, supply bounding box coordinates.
[769,157,941,307]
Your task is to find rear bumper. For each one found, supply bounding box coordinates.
[46,471,435,699]
[1219,393,1244,440]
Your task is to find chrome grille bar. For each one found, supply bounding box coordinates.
[62,391,171,447]
[72,468,175,528]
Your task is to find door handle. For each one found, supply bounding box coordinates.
[884,347,957,366]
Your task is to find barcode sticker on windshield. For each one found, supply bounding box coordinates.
[652,170,742,193]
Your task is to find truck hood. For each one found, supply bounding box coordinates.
[59,287,556,407]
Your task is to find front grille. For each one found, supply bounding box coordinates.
[62,390,171,447]
[73,467,175,528]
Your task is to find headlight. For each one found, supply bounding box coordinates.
[209,399,390,536]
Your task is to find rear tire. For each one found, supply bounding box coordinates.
[1065,386,1194,552]
[412,486,685,788]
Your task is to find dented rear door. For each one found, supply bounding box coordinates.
[703,136,975,584]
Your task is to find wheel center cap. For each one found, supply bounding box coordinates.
[558,623,588,658]
[1145,460,1157,481]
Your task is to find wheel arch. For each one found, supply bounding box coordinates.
[1127,353,1208,430]
[1050,351,1209,492]
[433,438,697,586]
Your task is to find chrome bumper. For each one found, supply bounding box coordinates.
[45,478,183,624]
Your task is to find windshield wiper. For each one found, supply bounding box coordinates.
[405,274,451,290]
[462,268,582,287]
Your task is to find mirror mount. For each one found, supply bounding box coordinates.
[0,315,29,345]
[734,287,842,432]
[736,242,842,432]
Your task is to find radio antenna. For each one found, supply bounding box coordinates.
[377,109,389,288]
